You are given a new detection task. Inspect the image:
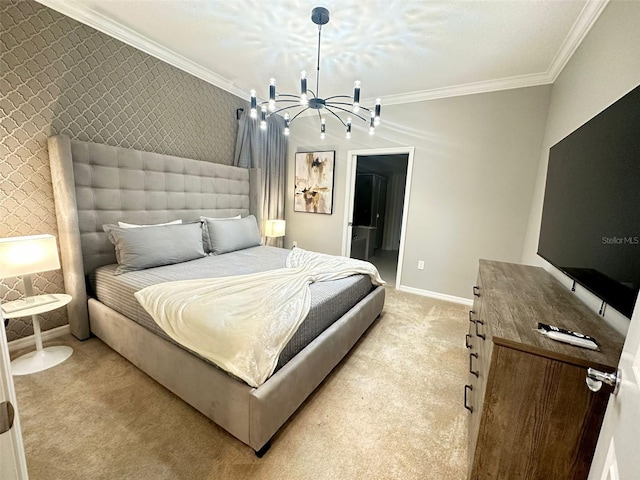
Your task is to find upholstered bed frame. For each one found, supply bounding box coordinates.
[48,134,385,455]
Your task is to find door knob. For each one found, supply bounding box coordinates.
[586,368,621,394]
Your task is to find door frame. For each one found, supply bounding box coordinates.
[0,306,29,479]
[342,146,415,289]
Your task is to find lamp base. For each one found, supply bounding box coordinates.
[11,346,73,376]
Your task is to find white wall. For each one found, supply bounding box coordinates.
[521,0,640,333]
[286,85,551,300]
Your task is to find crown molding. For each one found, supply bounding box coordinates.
[35,0,249,100]
[546,0,609,81]
[373,71,553,107]
[36,0,608,108]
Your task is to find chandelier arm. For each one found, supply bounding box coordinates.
[269,104,308,117]
[324,103,369,122]
[275,94,303,99]
[324,107,347,127]
[323,95,354,101]
[327,101,371,113]
[259,99,300,107]
[289,107,311,122]
[307,88,317,98]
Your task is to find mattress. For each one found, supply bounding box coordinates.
[88,245,374,374]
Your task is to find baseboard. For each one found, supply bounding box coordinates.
[8,324,71,354]
[398,285,473,306]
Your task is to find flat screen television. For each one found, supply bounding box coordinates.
[538,85,640,319]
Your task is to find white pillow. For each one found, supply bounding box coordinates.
[118,220,182,228]
[199,215,241,222]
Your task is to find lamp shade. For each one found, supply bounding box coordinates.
[264,220,286,238]
[0,234,61,279]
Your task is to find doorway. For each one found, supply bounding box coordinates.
[342,147,414,289]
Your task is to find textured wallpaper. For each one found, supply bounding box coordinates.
[0,0,247,341]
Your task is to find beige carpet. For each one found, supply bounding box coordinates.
[12,288,469,480]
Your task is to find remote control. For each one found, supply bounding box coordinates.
[543,330,599,350]
[537,322,599,343]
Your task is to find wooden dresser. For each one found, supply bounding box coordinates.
[465,260,625,480]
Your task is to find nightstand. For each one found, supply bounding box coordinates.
[2,294,73,376]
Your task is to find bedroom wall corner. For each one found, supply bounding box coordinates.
[0,0,247,341]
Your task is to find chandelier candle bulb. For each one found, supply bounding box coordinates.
[346,117,352,139]
[284,113,290,136]
[250,90,257,118]
[374,98,381,125]
[300,71,308,104]
[268,78,276,112]
[260,106,267,130]
[320,118,326,139]
[353,80,361,112]
[369,111,375,135]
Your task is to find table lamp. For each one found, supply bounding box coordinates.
[0,234,73,374]
[0,234,60,307]
[264,219,286,238]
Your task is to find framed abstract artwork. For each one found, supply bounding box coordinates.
[294,150,335,214]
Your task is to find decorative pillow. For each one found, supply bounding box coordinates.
[103,222,206,274]
[199,215,241,253]
[201,215,261,255]
[118,219,182,228]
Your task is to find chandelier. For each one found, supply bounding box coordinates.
[249,6,381,139]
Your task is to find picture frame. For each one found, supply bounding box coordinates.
[294,150,335,214]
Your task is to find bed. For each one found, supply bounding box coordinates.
[48,134,385,455]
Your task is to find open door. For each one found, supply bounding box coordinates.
[0,307,29,480]
[588,296,640,479]
[342,147,414,289]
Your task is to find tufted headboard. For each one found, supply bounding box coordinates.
[48,134,262,340]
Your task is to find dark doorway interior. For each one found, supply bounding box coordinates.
[350,154,409,286]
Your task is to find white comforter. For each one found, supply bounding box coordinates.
[134,248,385,387]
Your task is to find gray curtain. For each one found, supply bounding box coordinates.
[234,110,288,247]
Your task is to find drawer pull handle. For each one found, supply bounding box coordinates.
[469,353,479,377]
[473,285,480,297]
[464,384,473,413]
[468,310,476,323]
[465,333,472,349]
[475,320,486,340]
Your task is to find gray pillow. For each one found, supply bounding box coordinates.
[199,215,241,252]
[103,223,206,274]
[202,215,261,255]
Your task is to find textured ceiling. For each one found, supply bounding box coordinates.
[38,0,606,106]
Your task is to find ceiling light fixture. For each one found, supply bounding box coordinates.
[249,6,381,139]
